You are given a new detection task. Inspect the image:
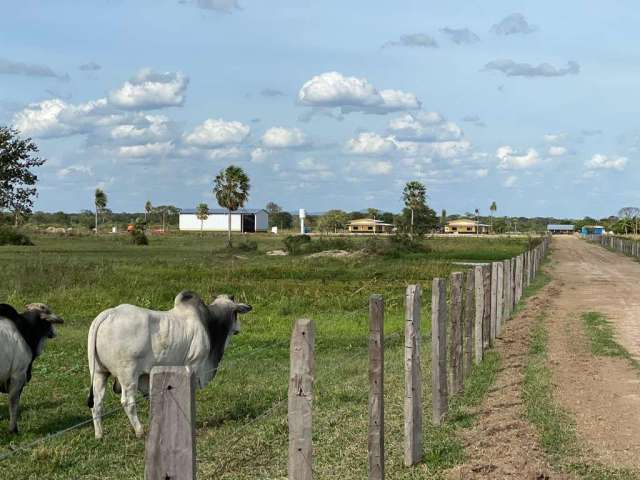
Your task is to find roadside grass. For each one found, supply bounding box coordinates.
[0,233,531,479]
[523,308,640,479]
[582,312,640,370]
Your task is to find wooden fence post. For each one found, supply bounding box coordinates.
[431,279,447,427]
[369,295,384,480]
[463,270,474,378]
[511,258,517,312]
[289,318,315,480]
[482,265,491,350]
[473,266,484,364]
[503,259,511,320]
[496,262,504,336]
[145,366,196,480]
[449,272,464,395]
[406,285,423,462]
[490,262,498,344]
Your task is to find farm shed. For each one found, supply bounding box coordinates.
[444,219,490,234]
[547,224,575,235]
[347,218,394,233]
[179,208,268,232]
[581,225,605,236]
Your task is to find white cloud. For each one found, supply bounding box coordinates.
[250,147,270,163]
[184,118,250,148]
[298,71,420,114]
[187,0,241,13]
[388,112,463,142]
[543,133,568,144]
[261,127,307,148]
[496,146,540,169]
[207,147,243,160]
[503,175,518,187]
[297,157,333,179]
[57,164,93,178]
[345,132,397,156]
[475,168,489,177]
[117,141,174,158]
[349,160,393,175]
[108,115,171,145]
[396,139,472,160]
[548,146,568,157]
[108,69,188,110]
[585,154,627,171]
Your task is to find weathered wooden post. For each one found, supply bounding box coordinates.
[511,257,517,311]
[473,266,484,364]
[449,272,464,395]
[503,259,511,320]
[369,295,384,480]
[482,265,491,350]
[289,318,315,480]
[406,285,423,462]
[431,279,447,427]
[463,270,474,378]
[145,366,196,480]
[490,262,498,344]
[496,262,504,336]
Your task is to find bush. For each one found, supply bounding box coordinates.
[363,234,431,257]
[301,237,356,254]
[283,234,311,254]
[129,221,148,245]
[0,226,33,246]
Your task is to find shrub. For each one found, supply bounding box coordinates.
[0,226,33,246]
[283,234,311,254]
[301,237,356,254]
[235,239,258,252]
[129,221,148,245]
[363,234,431,257]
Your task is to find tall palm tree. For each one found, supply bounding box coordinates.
[474,208,480,236]
[213,165,250,247]
[196,203,209,235]
[94,188,107,235]
[490,201,497,232]
[145,200,153,223]
[402,181,426,235]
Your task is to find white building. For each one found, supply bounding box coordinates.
[179,208,269,232]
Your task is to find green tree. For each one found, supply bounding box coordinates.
[94,188,107,235]
[440,209,447,231]
[0,127,46,226]
[366,208,380,219]
[145,200,153,223]
[196,203,209,234]
[490,201,497,232]
[214,165,250,246]
[317,209,348,233]
[402,181,427,235]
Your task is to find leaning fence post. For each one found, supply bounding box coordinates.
[369,295,384,480]
[405,284,423,463]
[474,266,484,364]
[463,270,474,379]
[431,279,447,427]
[289,318,315,480]
[490,262,498,344]
[145,366,196,480]
[449,272,464,395]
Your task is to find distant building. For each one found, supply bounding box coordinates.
[347,218,394,233]
[179,208,268,232]
[581,225,605,236]
[547,224,575,235]
[445,219,490,234]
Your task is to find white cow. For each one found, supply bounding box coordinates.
[87,291,251,439]
[0,303,63,433]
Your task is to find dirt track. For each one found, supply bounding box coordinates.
[447,236,640,478]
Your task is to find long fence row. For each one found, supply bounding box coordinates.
[585,234,640,257]
[144,236,551,479]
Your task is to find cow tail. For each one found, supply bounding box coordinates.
[87,311,109,409]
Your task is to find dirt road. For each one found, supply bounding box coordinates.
[447,236,640,478]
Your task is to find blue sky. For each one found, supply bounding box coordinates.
[1,0,638,218]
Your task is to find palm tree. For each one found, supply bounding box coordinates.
[402,181,426,235]
[145,200,153,223]
[490,201,497,232]
[474,208,480,236]
[94,188,107,235]
[213,165,250,247]
[196,203,209,235]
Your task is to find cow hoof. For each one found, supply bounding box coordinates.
[94,433,103,440]
[135,428,145,439]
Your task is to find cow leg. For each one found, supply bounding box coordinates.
[120,378,144,438]
[91,372,108,440]
[8,378,24,434]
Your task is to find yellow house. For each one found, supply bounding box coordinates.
[445,219,490,234]
[348,218,394,233]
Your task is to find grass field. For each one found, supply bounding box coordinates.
[0,233,532,479]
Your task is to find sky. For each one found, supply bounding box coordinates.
[1,0,639,218]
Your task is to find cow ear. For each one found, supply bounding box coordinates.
[235,303,252,314]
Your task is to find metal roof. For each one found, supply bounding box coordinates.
[180,208,267,215]
[547,224,574,230]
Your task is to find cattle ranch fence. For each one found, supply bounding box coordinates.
[144,235,550,479]
[585,234,640,258]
